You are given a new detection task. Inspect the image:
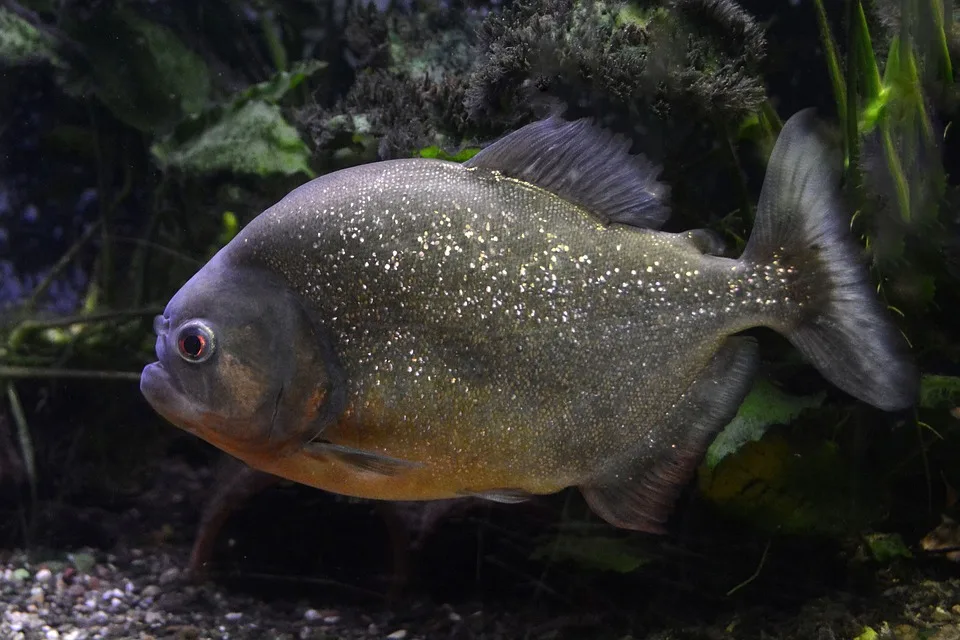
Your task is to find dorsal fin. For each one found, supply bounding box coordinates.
[464,117,671,230]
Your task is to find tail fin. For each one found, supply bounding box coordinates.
[742,109,918,411]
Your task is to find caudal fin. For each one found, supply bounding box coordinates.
[742,109,918,411]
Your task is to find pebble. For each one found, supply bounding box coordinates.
[35,569,53,583]
[386,630,407,639]
[141,584,161,597]
[225,611,243,621]
[158,567,180,585]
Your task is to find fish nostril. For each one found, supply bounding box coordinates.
[153,315,169,336]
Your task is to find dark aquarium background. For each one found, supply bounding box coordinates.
[0,0,959,638]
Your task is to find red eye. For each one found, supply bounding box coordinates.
[176,321,215,363]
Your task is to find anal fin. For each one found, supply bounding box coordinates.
[580,337,759,533]
[302,441,423,476]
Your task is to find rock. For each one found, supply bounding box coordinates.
[158,568,180,585]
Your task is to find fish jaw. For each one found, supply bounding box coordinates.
[140,361,280,460]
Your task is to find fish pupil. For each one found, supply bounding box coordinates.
[178,332,206,360]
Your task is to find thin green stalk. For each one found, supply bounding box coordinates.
[0,367,142,382]
[845,0,862,179]
[14,307,162,330]
[6,307,162,349]
[928,0,954,84]
[813,0,847,126]
[23,220,102,312]
[260,10,287,72]
[853,0,882,101]
[880,124,912,222]
[759,100,783,133]
[720,120,754,223]
[5,381,37,537]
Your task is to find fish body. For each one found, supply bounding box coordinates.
[141,112,917,532]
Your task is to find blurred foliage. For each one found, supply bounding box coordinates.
[531,533,652,573]
[706,378,825,469]
[0,5,58,65]
[152,59,327,177]
[862,531,913,562]
[0,0,956,582]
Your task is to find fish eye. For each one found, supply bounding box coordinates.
[176,321,216,363]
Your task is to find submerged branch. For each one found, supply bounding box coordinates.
[0,367,142,382]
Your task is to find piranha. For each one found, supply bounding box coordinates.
[141,109,917,533]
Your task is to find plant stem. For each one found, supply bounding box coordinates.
[0,367,142,382]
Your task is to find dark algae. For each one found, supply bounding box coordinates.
[1,0,959,638]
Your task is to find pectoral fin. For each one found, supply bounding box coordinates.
[580,336,759,533]
[302,441,423,476]
[457,488,535,504]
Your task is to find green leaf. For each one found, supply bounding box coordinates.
[150,61,326,177]
[706,379,825,469]
[418,145,481,162]
[531,535,651,573]
[236,59,327,105]
[919,375,960,410]
[151,100,314,177]
[863,532,913,563]
[65,8,211,133]
[0,7,61,66]
[853,627,879,640]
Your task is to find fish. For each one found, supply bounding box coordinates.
[140,109,917,533]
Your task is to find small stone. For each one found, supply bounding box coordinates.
[141,585,162,598]
[35,569,53,583]
[158,568,180,585]
[144,610,163,625]
[45,630,59,640]
[386,630,407,639]
[932,606,953,622]
[932,626,960,640]
[303,609,321,621]
[65,584,85,599]
[28,586,45,604]
[225,612,243,622]
[12,568,30,582]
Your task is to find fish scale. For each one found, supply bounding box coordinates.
[233,162,767,490]
[141,111,916,532]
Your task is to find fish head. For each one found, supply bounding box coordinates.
[140,254,340,461]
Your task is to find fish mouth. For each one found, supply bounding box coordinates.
[140,362,195,432]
